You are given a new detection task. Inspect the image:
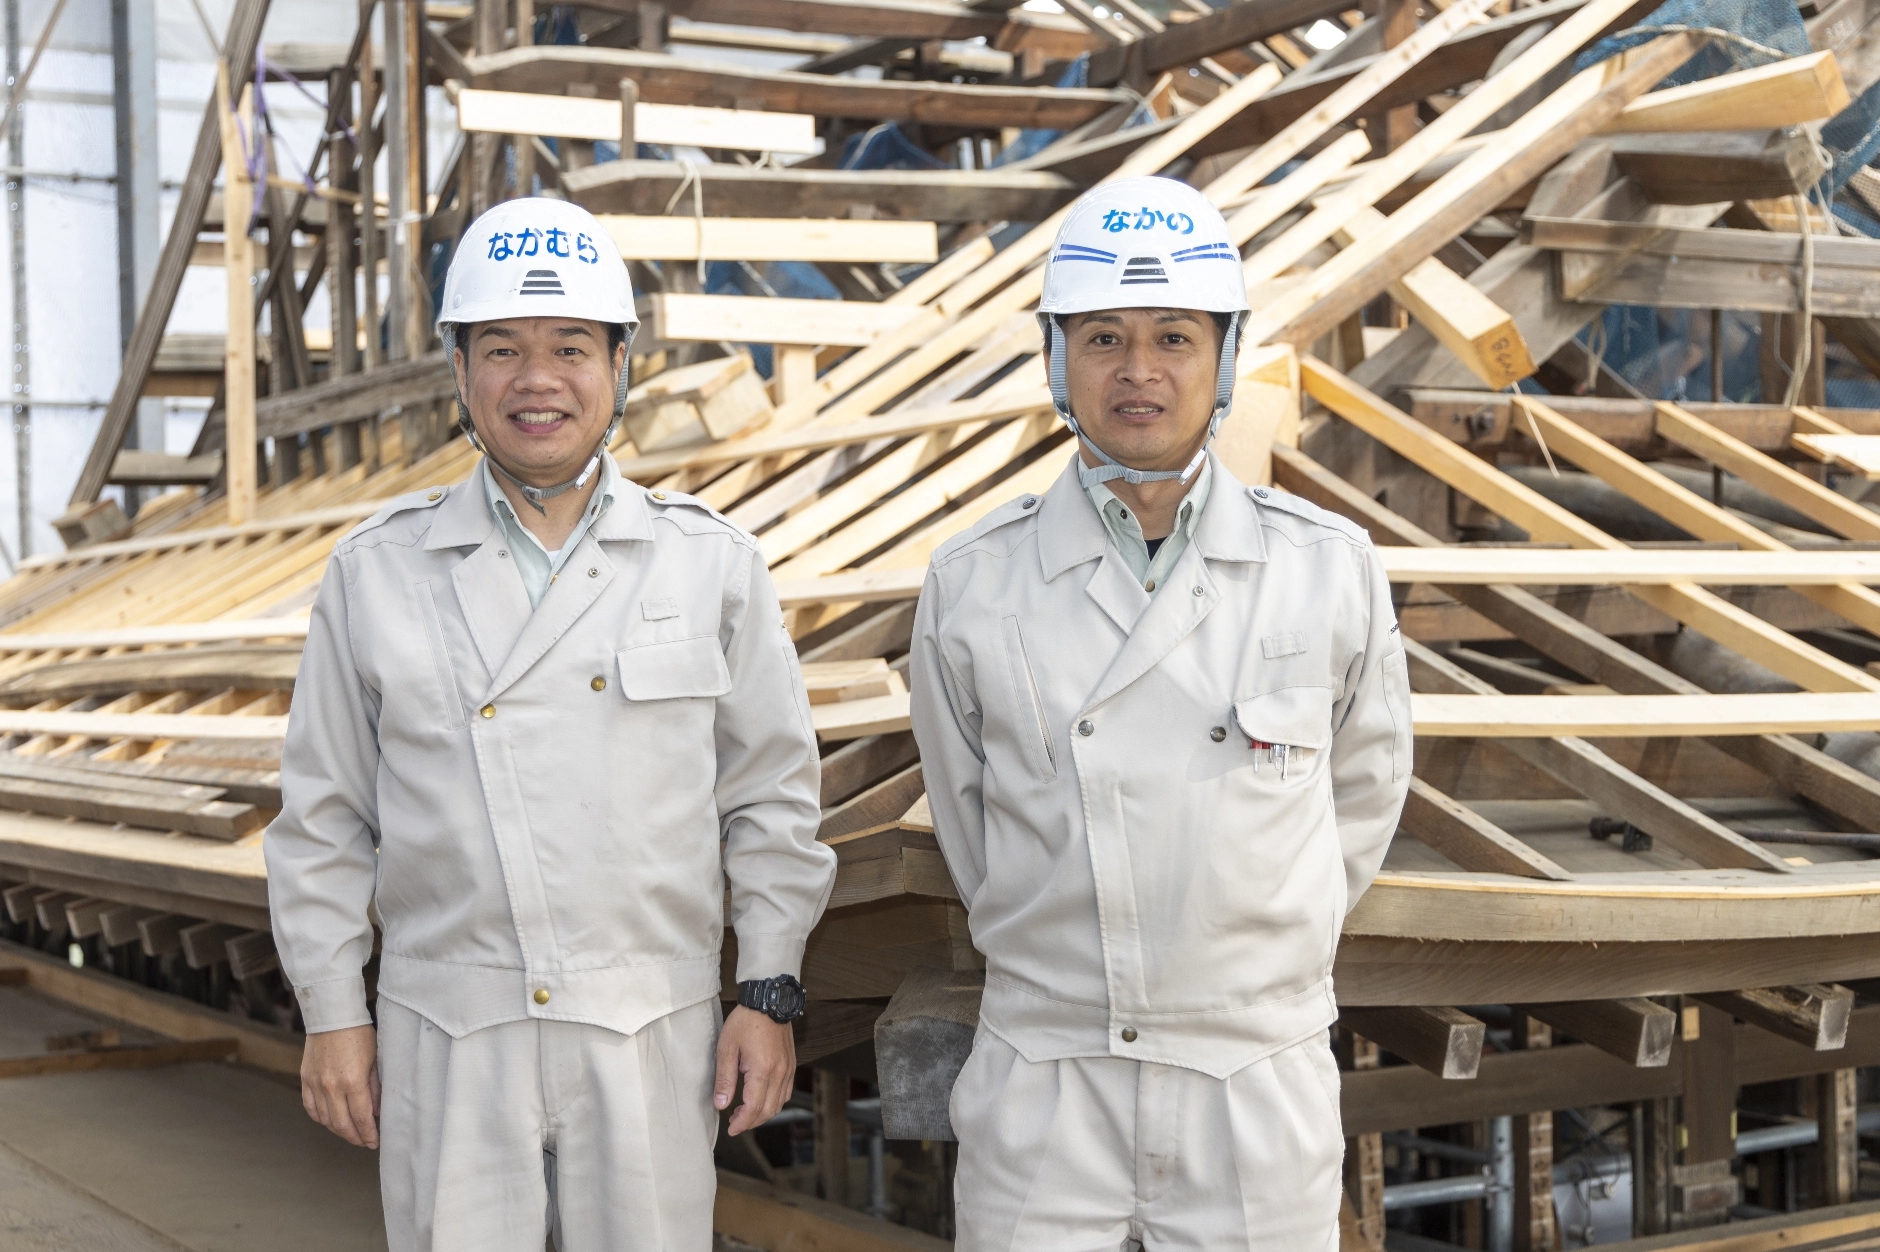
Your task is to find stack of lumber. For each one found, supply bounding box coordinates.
[12,0,1880,1242]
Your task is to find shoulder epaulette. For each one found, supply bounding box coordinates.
[341,484,452,544]
[643,486,754,545]
[1246,484,1370,544]
[932,489,1045,567]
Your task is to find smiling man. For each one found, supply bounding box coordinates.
[909,178,1413,1250]
[266,198,834,1251]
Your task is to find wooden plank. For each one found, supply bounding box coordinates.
[1696,983,1855,1051]
[454,87,817,153]
[643,293,921,348]
[0,646,300,699]
[1412,692,1880,737]
[0,769,261,841]
[1602,49,1851,133]
[1398,777,1575,880]
[568,160,1079,223]
[0,711,288,740]
[1591,1202,1880,1251]
[1792,433,1880,479]
[1525,998,1678,1067]
[0,1037,238,1079]
[1300,358,1880,695]
[1342,1005,1486,1079]
[469,45,1131,131]
[667,0,1081,45]
[0,620,310,650]
[598,215,937,264]
[16,504,377,569]
[714,1167,953,1252]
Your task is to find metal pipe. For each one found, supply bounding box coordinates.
[1488,1117,1514,1252]
[1383,1173,1496,1212]
[867,1129,889,1219]
[1383,1132,1491,1166]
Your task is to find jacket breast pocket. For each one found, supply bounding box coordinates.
[1232,684,1333,779]
[998,615,1056,780]
[616,635,732,701]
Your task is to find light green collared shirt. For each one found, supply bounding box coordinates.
[480,453,620,609]
[1084,457,1213,595]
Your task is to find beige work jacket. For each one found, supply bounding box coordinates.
[910,453,1411,1079]
[266,472,834,1038]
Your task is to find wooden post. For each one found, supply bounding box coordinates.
[1817,1068,1858,1206]
[1511,1017,1558,1252]
[1631,1096,1674,1237]
[619,77,638,154]
[358,33,382,371]
[327,68,360,379]
[814,1068,849,1206]
[1674,1002,1738,1230]
[216,63,257,525]
[470,0,503,218]
[1343,1033,1385,1252]
[383,0,426,362]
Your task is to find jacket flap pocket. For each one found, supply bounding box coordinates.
[1232,685,1334,750]
[616,635,731,700]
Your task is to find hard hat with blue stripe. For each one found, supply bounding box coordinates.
[1037,177,1248,487]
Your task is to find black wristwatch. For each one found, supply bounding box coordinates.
[738,974,808,1023]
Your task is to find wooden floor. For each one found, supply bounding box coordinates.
[0,985,386,1252]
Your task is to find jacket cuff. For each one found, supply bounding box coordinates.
[295,975,374,1034]
[734,934,807,984]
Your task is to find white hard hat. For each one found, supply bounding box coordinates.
[1036,177,1247,488]
[438,197,639,513]
[439,197,639,333]
[1039,176,1248,317]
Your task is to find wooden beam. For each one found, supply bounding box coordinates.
[1272,440,1880,842]
[1405,637,1791,872]
[1601,49,1851,133]
[1412,692,1880,738]
[568,160,1079,223]
[714,1167,954,1251]
[1696,983,1855,1051]
[469,45,1130,130]
[1525,998,1677,1067]
[216,63,259,527]
[1342,1005,1487,1079]
[1654,402,1880,542]
[1523,398,1880,645]
[1085,0,1350,83]
[453,87,817,153]
[1257,34,1704,350]
[0,1037,238,1079]
[599,215,936,264]
[642,293,921,348]
[1336,207,1535,389]
[0,939,303,1074]
[1300,358,1880,695]
[0,710,289,741]
[1398,777,1575,880]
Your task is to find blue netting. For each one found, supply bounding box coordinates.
[839,123,950,170]
[993,55,1090,167]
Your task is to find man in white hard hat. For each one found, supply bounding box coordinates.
[266,197,835,1251]
[909,176,1413,1250]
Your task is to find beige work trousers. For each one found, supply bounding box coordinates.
[377,997,720,1252]
[950,1030,1345,1252]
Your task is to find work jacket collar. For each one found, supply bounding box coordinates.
[1036,449,1267,583]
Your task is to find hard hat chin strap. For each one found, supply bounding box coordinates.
[1043,312,1241,491]
[443,322,635,516]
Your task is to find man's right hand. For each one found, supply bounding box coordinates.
[302,1023,381,1149]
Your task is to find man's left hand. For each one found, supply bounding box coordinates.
[714,1005,797,1135]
